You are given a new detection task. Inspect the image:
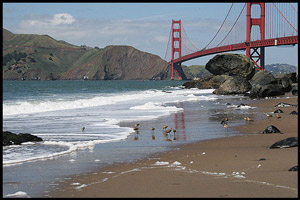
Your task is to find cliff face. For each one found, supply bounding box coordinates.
[3,28,184,80]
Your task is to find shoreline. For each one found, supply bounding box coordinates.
[50,94,298,198]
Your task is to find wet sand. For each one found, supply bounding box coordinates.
[51,94,298,198]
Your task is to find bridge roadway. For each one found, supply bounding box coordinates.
[169,35,298,64]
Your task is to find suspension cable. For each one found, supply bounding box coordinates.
[182,23,199,51]
[216,3,246,47]
[203,3,234,50]
[164,23,172,60]
[289,3,298,14]
[273,3,298,32]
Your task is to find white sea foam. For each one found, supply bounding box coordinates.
[3,89,215,116]
[154,161,170,165]
[4,191,31,198]
[3,88,219,165]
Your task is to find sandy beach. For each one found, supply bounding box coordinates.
[51,94,298,198]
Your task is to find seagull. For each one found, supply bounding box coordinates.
[164,128,172,136]
[163,125,168,130]
[133,127,139,131]
[244,117,254,122]
[275,113,281,120]
[223,123,229,132]
[134,123,140,128]
[220,117,229,125]
[152,134,156,140]
[265,113,272,119]
[151,127,155,140]
[81,127,85,133]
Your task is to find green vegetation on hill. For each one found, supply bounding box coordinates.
[182,65,212,79]
[2,28,171,80]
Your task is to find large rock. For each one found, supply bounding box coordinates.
[205,53,255,80]
[213,76,252,95]
[249,70,285,98]
[3,131,43,146]
[291,83,298,96]
[278,76,292,92]
[182,75,229,89]
[269,137,298,149]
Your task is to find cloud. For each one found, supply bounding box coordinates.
[51,13,76,25]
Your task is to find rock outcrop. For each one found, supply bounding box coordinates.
[248,70,285,98]
[183,53,297,98]
[213,76,252,95]
[3,131,43,146]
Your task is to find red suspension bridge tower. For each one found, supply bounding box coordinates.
[171,20,182,80]
[246,2,265,70]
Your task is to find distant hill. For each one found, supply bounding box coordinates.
[3,28,184,80]
[182,65,212,80]
[265,63,297,74]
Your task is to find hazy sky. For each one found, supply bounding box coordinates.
[3,2,298,66]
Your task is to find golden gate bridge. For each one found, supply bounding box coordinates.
[165,2,298,80]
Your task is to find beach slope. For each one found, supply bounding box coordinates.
[51,95,298,198]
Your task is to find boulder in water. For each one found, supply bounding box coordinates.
[3,131,43,146]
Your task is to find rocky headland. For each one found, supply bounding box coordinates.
[3,28,186,80]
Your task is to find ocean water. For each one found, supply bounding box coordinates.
[2,80,255,197]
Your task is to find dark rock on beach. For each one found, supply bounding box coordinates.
[291,83,298,96]
[262,125,282,134]
[288,166,298,171]
[289,111,298,115]
[274,102,298,107]
[248,70,285,98]
[3,131,43,146]
[269,137,298,149]
[213,76,252,95]
[274,109,284,113]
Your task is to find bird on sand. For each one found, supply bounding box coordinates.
[151,127,156,140]
[164,128,172,137]
[265,113,272,119]
[244,117,254,122]
[223,123,229,132]
[275,113,281,120]
[220,117,229,125]
[81,127,85,133]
